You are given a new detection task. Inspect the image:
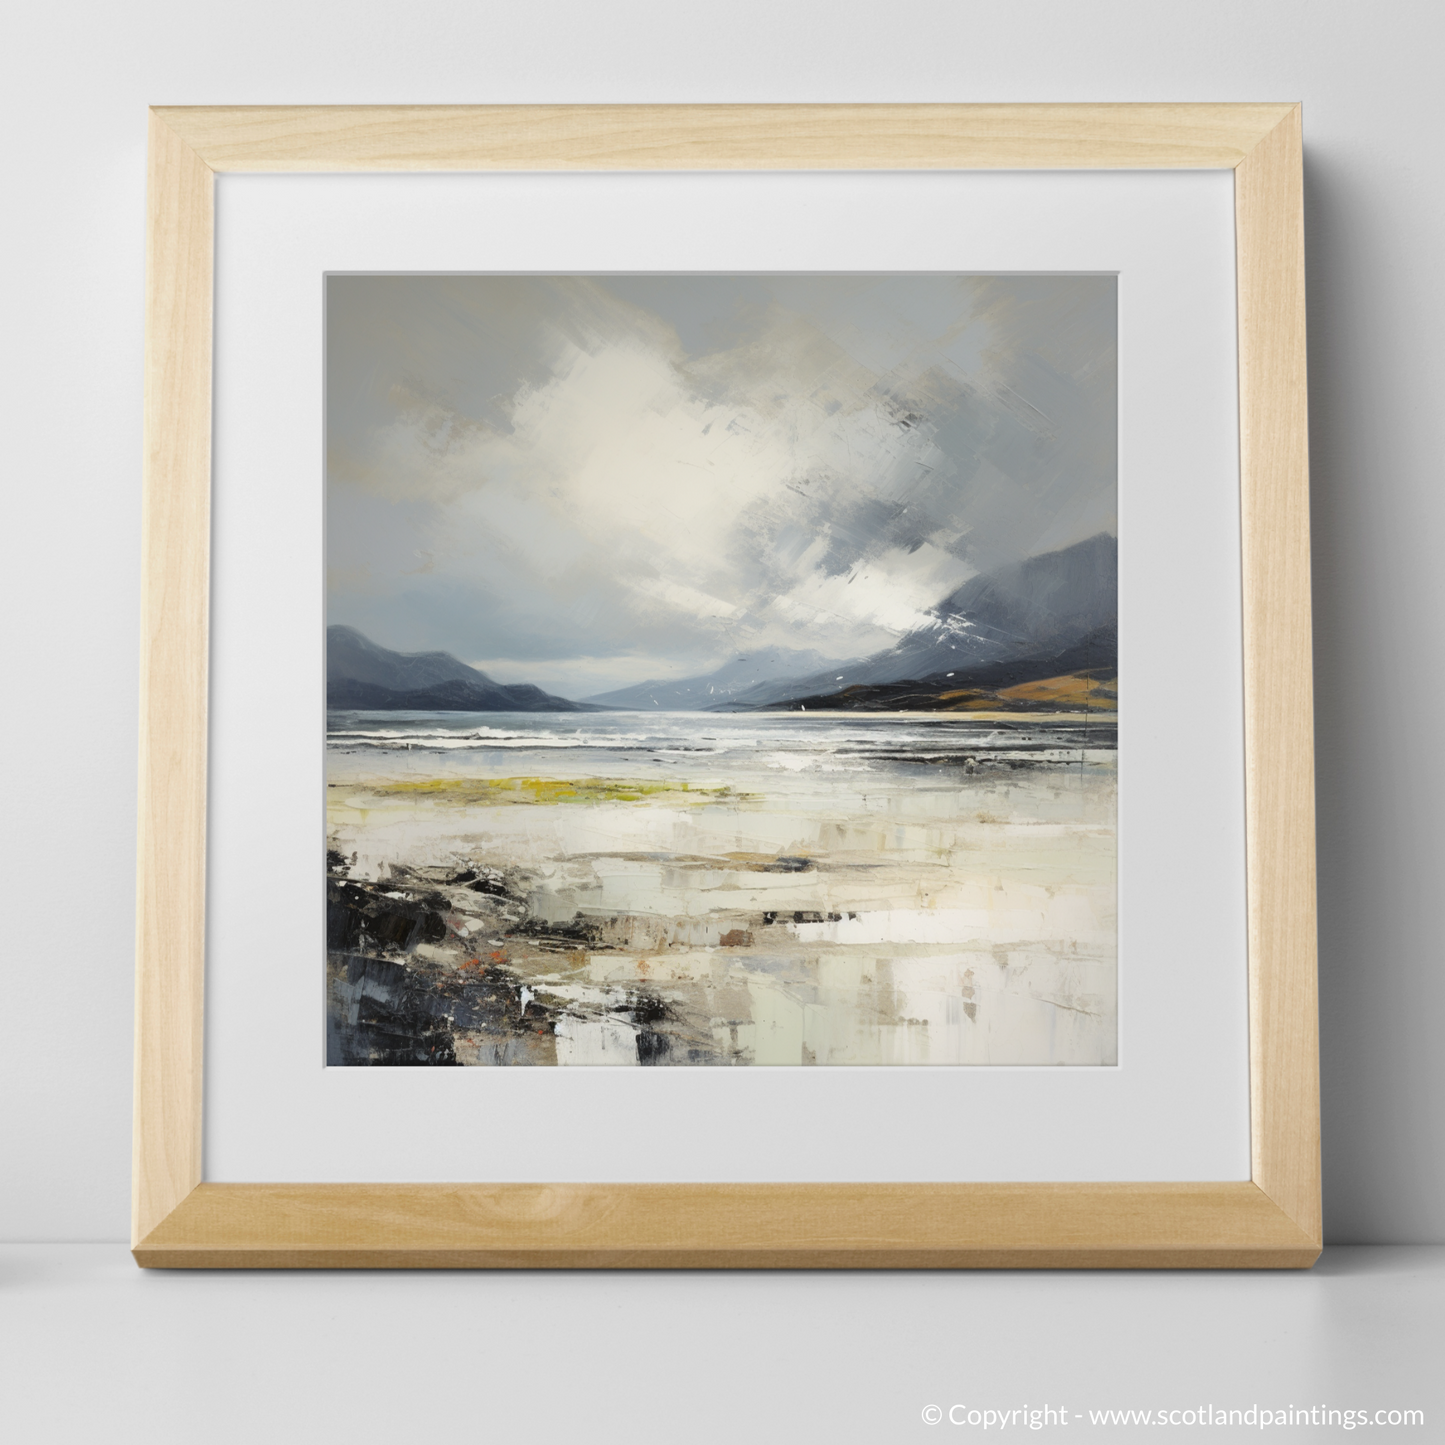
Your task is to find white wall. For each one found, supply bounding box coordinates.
[2,0,1439,1243]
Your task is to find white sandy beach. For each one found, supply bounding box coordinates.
[326,711,1116,1066]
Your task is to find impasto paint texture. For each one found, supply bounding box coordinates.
[325,275,1117,1066]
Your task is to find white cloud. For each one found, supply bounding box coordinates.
[765,542,976,642]
[346,324,958,664]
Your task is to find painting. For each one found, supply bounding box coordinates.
[324,274,1117,1067]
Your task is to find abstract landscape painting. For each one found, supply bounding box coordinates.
[325,275,1117,1067]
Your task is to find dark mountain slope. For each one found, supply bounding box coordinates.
[327,626,598,711]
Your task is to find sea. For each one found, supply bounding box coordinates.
[326,708,1116,776]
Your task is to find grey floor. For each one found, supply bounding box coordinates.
[2,1246,1439,1442]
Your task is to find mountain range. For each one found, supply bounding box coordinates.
[583,646,843,711]
[326,626,600,711]
[327,533,1116,716]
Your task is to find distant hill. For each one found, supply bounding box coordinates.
[584,646,846,711]
[721,534,1117,710]
[769,671,1117,714]
[327,626,599,712]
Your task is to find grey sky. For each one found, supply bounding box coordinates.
[326,274,1116,697]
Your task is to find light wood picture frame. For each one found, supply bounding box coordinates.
[135,103,1318,1268]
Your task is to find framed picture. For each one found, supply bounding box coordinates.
[135,104,1318,1267]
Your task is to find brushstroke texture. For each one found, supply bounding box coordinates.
[324,274,1118,1067]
